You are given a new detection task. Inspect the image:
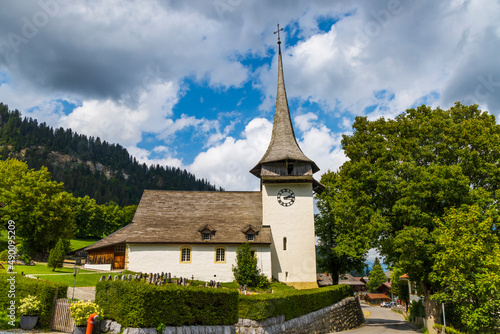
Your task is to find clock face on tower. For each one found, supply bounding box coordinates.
[277,188,295,207]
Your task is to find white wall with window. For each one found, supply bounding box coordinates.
[127,243,272,282]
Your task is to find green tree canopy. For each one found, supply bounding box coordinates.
[0,158,75,254]
[315,103,500,331]
[430,205,500,333]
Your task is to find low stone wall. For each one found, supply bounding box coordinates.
[235,297,364,334]
[100,297,363,334]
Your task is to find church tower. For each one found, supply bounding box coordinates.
[250,26,324,289]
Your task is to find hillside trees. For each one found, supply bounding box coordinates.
[0,103,221,206]
[315,103,500,332]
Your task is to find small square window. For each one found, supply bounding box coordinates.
[202,233,211,241]
[247,234,254,241]
[115,245,126,252]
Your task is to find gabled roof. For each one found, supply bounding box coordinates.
[339,273,366,286]
[86,190,270,251]
[250,42,319,177]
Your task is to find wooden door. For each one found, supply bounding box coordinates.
[114,254,125,269]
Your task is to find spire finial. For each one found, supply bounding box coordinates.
[274,22,284,44]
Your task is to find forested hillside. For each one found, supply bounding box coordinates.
[0,103,221,206]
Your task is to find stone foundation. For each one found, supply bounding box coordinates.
[100,297,363,334]
[235,297,364,334]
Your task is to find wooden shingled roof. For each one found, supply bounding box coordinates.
[250,42,319,177]
[86,190,269,251]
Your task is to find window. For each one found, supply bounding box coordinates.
[115,245,126,252]
[215,247,225,263]
[180,247,191,263]
[283,237,287,251]
[202,233,211,241]
[250,250,256,258]
[247,233,255,241]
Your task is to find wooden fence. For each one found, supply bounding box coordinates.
[51,298,75,333]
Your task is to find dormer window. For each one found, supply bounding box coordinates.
[198,224,216,241]
[242,225,260,242]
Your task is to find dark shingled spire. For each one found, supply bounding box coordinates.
[250,34,319,177]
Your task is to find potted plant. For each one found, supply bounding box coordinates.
[69,300,103,334]
[19,295,41,330]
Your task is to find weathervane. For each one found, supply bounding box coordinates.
[274,22,283,44]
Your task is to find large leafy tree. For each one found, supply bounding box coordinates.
[316,103,500,331]
[430,205,500,333]
[0,158,75,254]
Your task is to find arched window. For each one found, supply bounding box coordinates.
[215,247,226,263]
[180,247,191,263]
[283,237,287,251]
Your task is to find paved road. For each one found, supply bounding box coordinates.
[342,305,422,334]
[67,286,96,301]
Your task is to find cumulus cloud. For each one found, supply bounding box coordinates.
[0,0,498,192]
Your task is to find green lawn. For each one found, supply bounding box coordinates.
[0,263,111,287]
[70,238,100,250]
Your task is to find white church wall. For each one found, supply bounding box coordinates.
[126,243,272,282]
[262,182,317,284]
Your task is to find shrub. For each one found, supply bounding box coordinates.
[434,324,467,334]
[239,284,353,321]
[409,299,426,321]
[96,280,239,327]
[0,250,7,262]
[47,239,66,271]
[19,295,41,316]
[70,301,103,326]
[0,274,67,328]
[232,242,259,286]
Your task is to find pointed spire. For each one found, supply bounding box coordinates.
[250,27,319,177]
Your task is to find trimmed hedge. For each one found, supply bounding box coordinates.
[96,280,239,327]
[0,274,68,328]
[239,284,353,321]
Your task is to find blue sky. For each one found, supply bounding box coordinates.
[0,0,499,191]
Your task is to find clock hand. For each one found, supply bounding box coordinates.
[284,194,294,200]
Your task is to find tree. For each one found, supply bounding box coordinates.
[0,159,76,254]
[315,103,500,332]
[390,266,410,310]
[430,205,500,333]
[366,257,386,292]
[232,242,258,286]
[47,238,66,271]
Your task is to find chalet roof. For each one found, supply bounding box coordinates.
[365,293,391,300]
[250,42,319,177]
[86,190,270,251]
[339,273,366,286]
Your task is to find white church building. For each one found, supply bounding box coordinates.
[85,36,324,289]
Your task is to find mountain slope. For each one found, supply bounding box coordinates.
[0,103,221,206]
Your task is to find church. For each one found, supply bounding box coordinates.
[85,34,324,289]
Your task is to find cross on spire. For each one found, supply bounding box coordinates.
[274,23,284,44]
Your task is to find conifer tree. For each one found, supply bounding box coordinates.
[367,257,387,292]
[48,239,66,271]
[232,243,258,286]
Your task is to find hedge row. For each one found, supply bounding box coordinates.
[95,280,239,327]
[0,274,68,328]
[239,284,353,321]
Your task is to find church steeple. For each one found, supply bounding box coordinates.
[250,24,319,178]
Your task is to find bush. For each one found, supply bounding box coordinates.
[239,284,353,321]
[47,239,66,271]
[434,324,467,334]
[18,295,41,316]
[0,250,7,262]
[0,274,67,328]
[96,280,239,327]
[409,299,426,321]
[70,301,103,326]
